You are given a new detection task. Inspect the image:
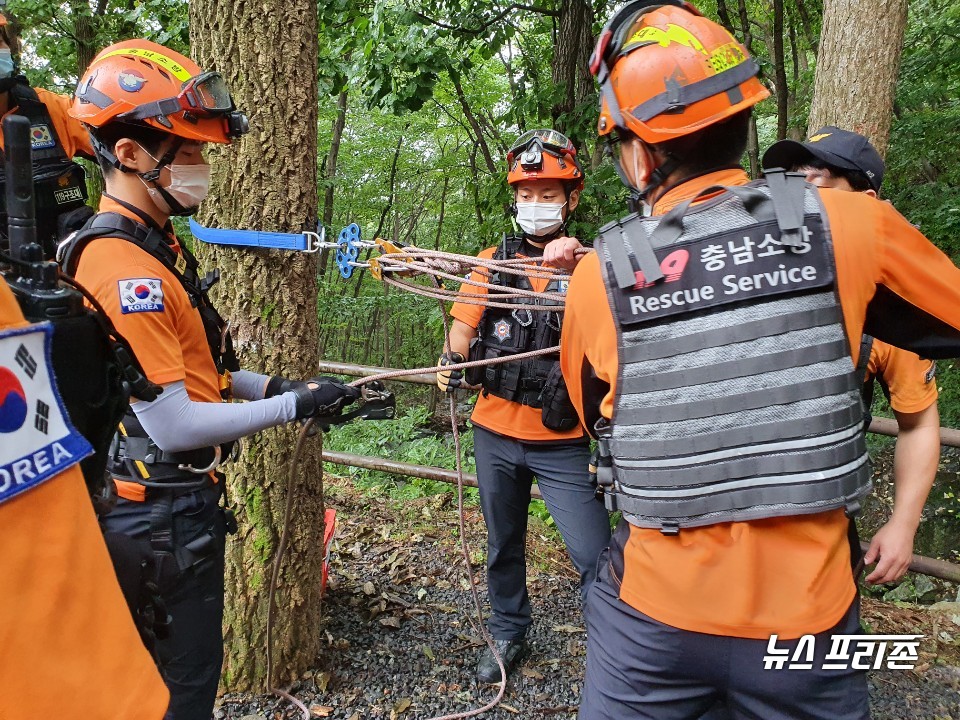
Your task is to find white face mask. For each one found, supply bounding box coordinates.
[147,163,211,215]
[0,49,15,79]
[515,201,566,237]
[138,144,211,216]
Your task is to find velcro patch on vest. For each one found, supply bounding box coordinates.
[610,217,834,325]
[0,323,93,505]
[493,319,512,341]
[54,185,84,205]
[118,278,165,314]
[29,124,56,149]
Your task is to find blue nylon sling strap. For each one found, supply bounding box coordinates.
[189,218,323,252]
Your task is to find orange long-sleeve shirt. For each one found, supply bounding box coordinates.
[561,169,960,639]
[0,87,94,158]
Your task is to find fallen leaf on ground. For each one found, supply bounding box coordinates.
[551,624,585,633]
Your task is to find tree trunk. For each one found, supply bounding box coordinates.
[550,0,594,141]
[189,0,325,692]
[807,0,907,155]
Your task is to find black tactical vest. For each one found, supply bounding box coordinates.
[0,80,91,258]
[595,172,872,532]
[61,211,238,485]
[466,235,579,431]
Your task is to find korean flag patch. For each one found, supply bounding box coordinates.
[29,124,56,149]
[0,323,93,505]
[119,278,165,314]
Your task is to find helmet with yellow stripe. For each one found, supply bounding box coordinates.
[70,39,247,144]
[590,0,768,144]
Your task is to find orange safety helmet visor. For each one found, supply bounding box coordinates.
[70,39,248,144]
[590,0,769,144]
[506,129,584,191]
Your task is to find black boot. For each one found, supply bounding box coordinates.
[476,638,528,684]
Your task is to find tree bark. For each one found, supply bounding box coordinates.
[190,0,325,692]
[807,0,908,155]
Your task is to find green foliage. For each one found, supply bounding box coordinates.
[10,0,188,89]
[323,403,478,502]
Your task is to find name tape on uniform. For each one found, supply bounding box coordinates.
[0,323,93,504]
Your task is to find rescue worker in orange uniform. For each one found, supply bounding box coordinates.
[0,277,169,720]
[764,127,941,585]
[437,130,611,683]
[60,40,360,719]
[0,10,94,257]
[557,2,960,717]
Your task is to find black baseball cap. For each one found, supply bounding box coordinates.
[762,126,885,191]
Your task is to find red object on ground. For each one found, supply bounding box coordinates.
[321,508,336,596]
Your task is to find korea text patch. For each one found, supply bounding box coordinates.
[0,323,93,505]
[119,278,165,314]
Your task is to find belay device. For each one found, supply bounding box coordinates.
[0,114,157,502]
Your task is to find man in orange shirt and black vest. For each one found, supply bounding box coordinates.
[0,10,94,257]
[60,40,360,720]
[764,127,941,586]
[437,130,611,683]
[558,2,960,717]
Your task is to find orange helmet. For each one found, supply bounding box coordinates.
[590,0,768,144]
[70,39,248,144]
[507,129,584,191]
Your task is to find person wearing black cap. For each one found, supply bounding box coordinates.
[762,125,884,195]
[764,128,941,588]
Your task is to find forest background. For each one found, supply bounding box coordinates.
[10,0,960,690]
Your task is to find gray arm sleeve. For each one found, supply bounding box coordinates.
[231,369,271,401]
[131,381,298,452]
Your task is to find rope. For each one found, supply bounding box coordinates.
[263,240,589,717]
[422,279,507,720]
[265,417,319,720]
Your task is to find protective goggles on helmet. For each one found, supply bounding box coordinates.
[507,129,577,171]
[118,71,248,137]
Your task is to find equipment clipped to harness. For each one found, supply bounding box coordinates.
[0,115,159,500]
[189,217,325,253]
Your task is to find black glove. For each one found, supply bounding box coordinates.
[437,352,465,393]
[267,375,361,420]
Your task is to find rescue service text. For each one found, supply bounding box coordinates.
[629,264,819,314]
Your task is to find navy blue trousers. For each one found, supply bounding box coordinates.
[103,484,226,720]
[578,550,870,720]
[473,426,612,640]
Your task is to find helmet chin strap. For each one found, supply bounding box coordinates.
[136,138,196,216]
[610,139,679,214]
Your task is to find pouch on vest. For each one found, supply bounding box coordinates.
[540,363,578,431]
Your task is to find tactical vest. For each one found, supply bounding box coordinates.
[0,80,92,259]
[466,235,579,431]
[61,211,239,487]
[595,171,872,533]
